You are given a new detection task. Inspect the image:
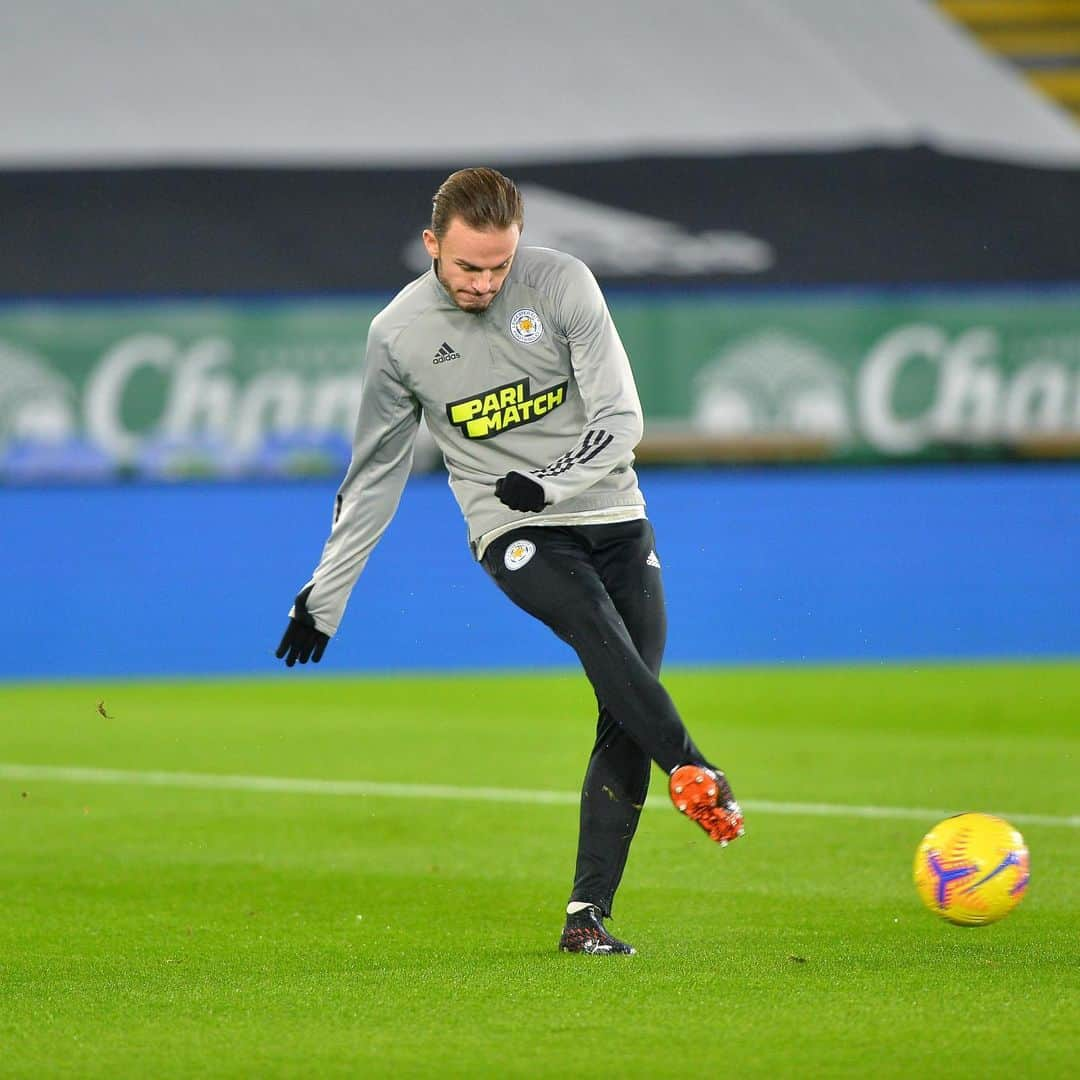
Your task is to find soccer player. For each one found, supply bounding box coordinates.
[276,167,743,955]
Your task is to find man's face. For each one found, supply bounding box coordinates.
[423,218,520,312]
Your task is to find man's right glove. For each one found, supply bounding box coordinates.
[275,584,329,667]
[495,471,546,512]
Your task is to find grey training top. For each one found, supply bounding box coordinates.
[296,245,646,636]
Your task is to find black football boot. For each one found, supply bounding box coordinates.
[558,905,636,955]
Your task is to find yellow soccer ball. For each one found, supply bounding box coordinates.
[913,812,1029,926]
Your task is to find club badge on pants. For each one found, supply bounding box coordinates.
[504,538,537,571]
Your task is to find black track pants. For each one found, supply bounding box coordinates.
[481,519,707,916]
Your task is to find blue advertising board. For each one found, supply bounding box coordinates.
[1,465,1077,680]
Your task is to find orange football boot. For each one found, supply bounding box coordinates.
[668,765,745,845]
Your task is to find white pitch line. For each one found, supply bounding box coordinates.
[1,763,1077,829]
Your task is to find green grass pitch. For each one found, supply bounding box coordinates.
[1,662,1077,1078]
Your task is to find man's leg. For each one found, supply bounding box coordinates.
[568,703,651,916]
[591,520,744,853]
[568,519,668,915]
[482,526,706,775]
[482,523,706,917]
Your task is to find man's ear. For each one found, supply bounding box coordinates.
[422,229,439,261]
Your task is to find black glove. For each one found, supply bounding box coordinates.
[275,584,329,667]
[495,471,546,512]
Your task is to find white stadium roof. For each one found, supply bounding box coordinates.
[2,0,1079,167]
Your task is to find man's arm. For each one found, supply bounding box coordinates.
[497,257,643,511]
[277,326,420,663]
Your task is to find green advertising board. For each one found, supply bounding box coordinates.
[2,290,1079,481]
[619,291,1080,462]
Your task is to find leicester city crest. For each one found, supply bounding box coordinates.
[510,308,544,345]
[504,538,537,570]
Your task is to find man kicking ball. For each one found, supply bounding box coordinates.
[276,167,744,954]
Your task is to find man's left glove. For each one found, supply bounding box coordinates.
[275,584,329,667]
[495,471,546,512]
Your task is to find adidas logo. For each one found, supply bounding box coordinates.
[646,550,661,568]
[433,341,461,364]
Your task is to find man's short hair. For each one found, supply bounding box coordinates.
[431,167,524,239]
